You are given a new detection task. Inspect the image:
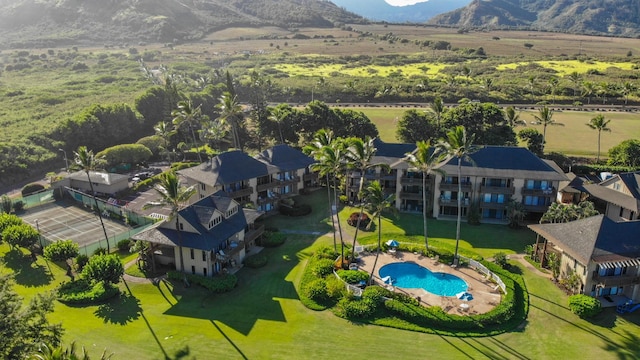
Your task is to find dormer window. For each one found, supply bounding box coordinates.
[226,205,238,218]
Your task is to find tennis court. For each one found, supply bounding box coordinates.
[20,201,138,253]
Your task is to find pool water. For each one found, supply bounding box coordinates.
[379,262,468,296]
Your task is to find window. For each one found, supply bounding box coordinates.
[191,266,195,274]
[202,250,206,262]
[190,249,194,260]
[179,223,184,230]
[200,183,206,191]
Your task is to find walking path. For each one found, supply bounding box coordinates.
[122,257,166,284]
[509,253,551,278]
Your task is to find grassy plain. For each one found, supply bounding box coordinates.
[3,191,640,359]
[350,106,640,157]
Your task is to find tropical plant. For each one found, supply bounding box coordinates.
[403,140,445,251]
[582,81,595,104]
[2,224,39,252]
[30,341,114,360]
[540,201,598,224]
[621,81,636,105]
[585,114,612,162]
[73,146,110,252]
[172,100,204,163]
[81,254,124,284]
[566,71,582,97]
[504,106,526,127]
[345,137,389,263]
[437,125,479,263]
[144,171,196,284]
[546,252,560,281]
[216,91,243,150]
[517,128,544,157]
[532,106,564,146]
[608,139,640,167]
[506,198,527,228]
[363,180,396,283]
[43,240,79,268]
[429,96,445,130]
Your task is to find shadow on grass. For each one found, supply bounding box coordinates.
[164,234,314,336]
[2,249,53,287]
[94,292,142,325]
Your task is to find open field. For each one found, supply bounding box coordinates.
[2,192,640,359]
[349,106,640,157]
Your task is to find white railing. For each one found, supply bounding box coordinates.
[464,257,507,295]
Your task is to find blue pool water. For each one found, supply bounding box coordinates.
[379,262,467,296]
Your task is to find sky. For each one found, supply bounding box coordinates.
[384,0,430,6]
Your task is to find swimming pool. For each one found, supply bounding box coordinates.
[379,262,468,296]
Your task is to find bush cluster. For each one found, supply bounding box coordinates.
[568,294,602,318]
[21,183,45,196]
[243,253,268,268]
[57,279,120,304]
[335,269,369,284]
[117,239,131,251]
[311,258,335,278]
[167,271,237,293]
[260,231,286,247]
[302,278,328,302]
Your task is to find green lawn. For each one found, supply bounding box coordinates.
[2,193,639,359]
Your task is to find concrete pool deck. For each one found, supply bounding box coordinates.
[356,250,502,315]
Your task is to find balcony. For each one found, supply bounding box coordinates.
[523,204,551,213]
[521,187,555,196]
[592,272,640,287]
[440,182,472,192]
[257,180,278,192]
[244,224,265,246]
[399,191,423,200]
[400,176,426,186]
[480,201,507,210]
[480,185,515,195]
[439,197,469,206]
[303,173,318,182]
[227,187,253,198]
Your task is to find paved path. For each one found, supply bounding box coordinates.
[122,257,165,284]
[509,253,552,278]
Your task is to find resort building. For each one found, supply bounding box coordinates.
[56,171,130,197]
[528,215,640,304]
[179,144,315,212]
[348,140,567,223]
[132,192,264,276]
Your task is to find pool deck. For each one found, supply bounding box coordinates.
[356,250,502,315]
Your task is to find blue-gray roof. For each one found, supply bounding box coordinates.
[255,144,315,172]
[373,138,416,158]
[450,146,558,172]
[179,150,274,186]
[618,172,640,199]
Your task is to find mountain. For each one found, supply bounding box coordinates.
[0,0,365,48]
[330,0,471,23]
[429,0,640,37]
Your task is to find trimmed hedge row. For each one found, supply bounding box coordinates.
[57,279,120,304]
[335,269,369,284]
[298,246,339,311]
[167,271,237,293]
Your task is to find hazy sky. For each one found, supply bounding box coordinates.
[384,0,430,6]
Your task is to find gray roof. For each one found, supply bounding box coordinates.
[609,172,640,199]
[436,146,567,181]
[179,150,274,186]
[528,215,640,265]
[254,144,315,173]
[67,171,128,185]
[583,183,640,212]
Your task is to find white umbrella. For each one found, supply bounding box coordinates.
[385,239,399,247]
[381,276,393,284]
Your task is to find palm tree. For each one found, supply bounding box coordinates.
[268,105,289,144]
[303,129,339,253]
[363,181,396,283]
[403,140,445,252]
[172,100,204,163]
[547,77,560,105]
[154,121,177,161]
[199,119,229,153]
[621,81,636,105]
[144,171,195,284]
[527,75,537,103]
[73,146,110,253]
[582,81,595,104]
[429,96,445,130]
[504,106,526,127]
[586,114,612,162]
[217,91,243,151]
[566,71,582,97]
[345,137,389,263]
[437,126,479,263]
[31,341,113,360]
[533,106,564,146]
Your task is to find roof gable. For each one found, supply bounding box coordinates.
[179,151,273,186]
[254,144,315,172]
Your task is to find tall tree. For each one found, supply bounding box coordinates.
[154,121,177,160]
[73,146,110,252]
[566,71,582,97]
[586,114,612,162]
[533,106,564,146]
[171,100,203,163]
[429,96,445,131]
[582,81,595,105]
[217,91,243,151]
[363,181,396,283]
[437,126,479,263]
[403,140,445,252]
[504,106,526,127]
[345,137,389,263]
[621,81,636,105]
[144,171,195,284]
[547,77,560,105]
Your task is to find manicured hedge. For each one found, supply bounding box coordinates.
[569,294,602,318]
[336,269,369,284]
[167,271,237,293]
[260,231,286,247]
[21,183,45,196]
[57,279,120,304]
[243,253,268,268]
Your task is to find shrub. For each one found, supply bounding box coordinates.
[279,202,312,216]
[21,183,45,196]
[260,231,285,247]
[493,252,508,268]
[243,253,268,268]
[167,271,237,292]
[44,240,79,262]
[313,245,337,260]
[2,224,38,250]
[303,278,328,301]
[82,254,124,284]
[117,239,131,252]
[0,213,23,237]
[311,258,335,278]
[336,269,369,284]
[362,285,391,303]
[325,276,347,299]
[336,297,376,319]
[93,247,107,256]
[170,162,199,171]
[12,201,24,212]
[57,279,119,304]
[75,254,89,271]
[347,212,370,228]
[568,294,602,318]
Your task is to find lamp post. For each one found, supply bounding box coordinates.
[58,148,69,173]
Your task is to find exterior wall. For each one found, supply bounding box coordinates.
[68,177,128,195]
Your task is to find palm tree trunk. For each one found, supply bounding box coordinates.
[326,173,337,252]
[454,159,462,263]
[278,123,284,144]
[369,216,381,284]
[86,172,110,253]
[597,130,601,162]
[350,173,366,263]
[190,126,203,163]
[176,217,188,285]
[333,177,345,268]
[422,172,429,252]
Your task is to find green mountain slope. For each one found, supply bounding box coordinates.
[0,0,365,48]
[428,0,640,37]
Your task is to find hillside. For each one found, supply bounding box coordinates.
[330,0,471,23]
[428,0,640,37]
[0,0,365,48]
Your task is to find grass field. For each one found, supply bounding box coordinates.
[349,106,640,157]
